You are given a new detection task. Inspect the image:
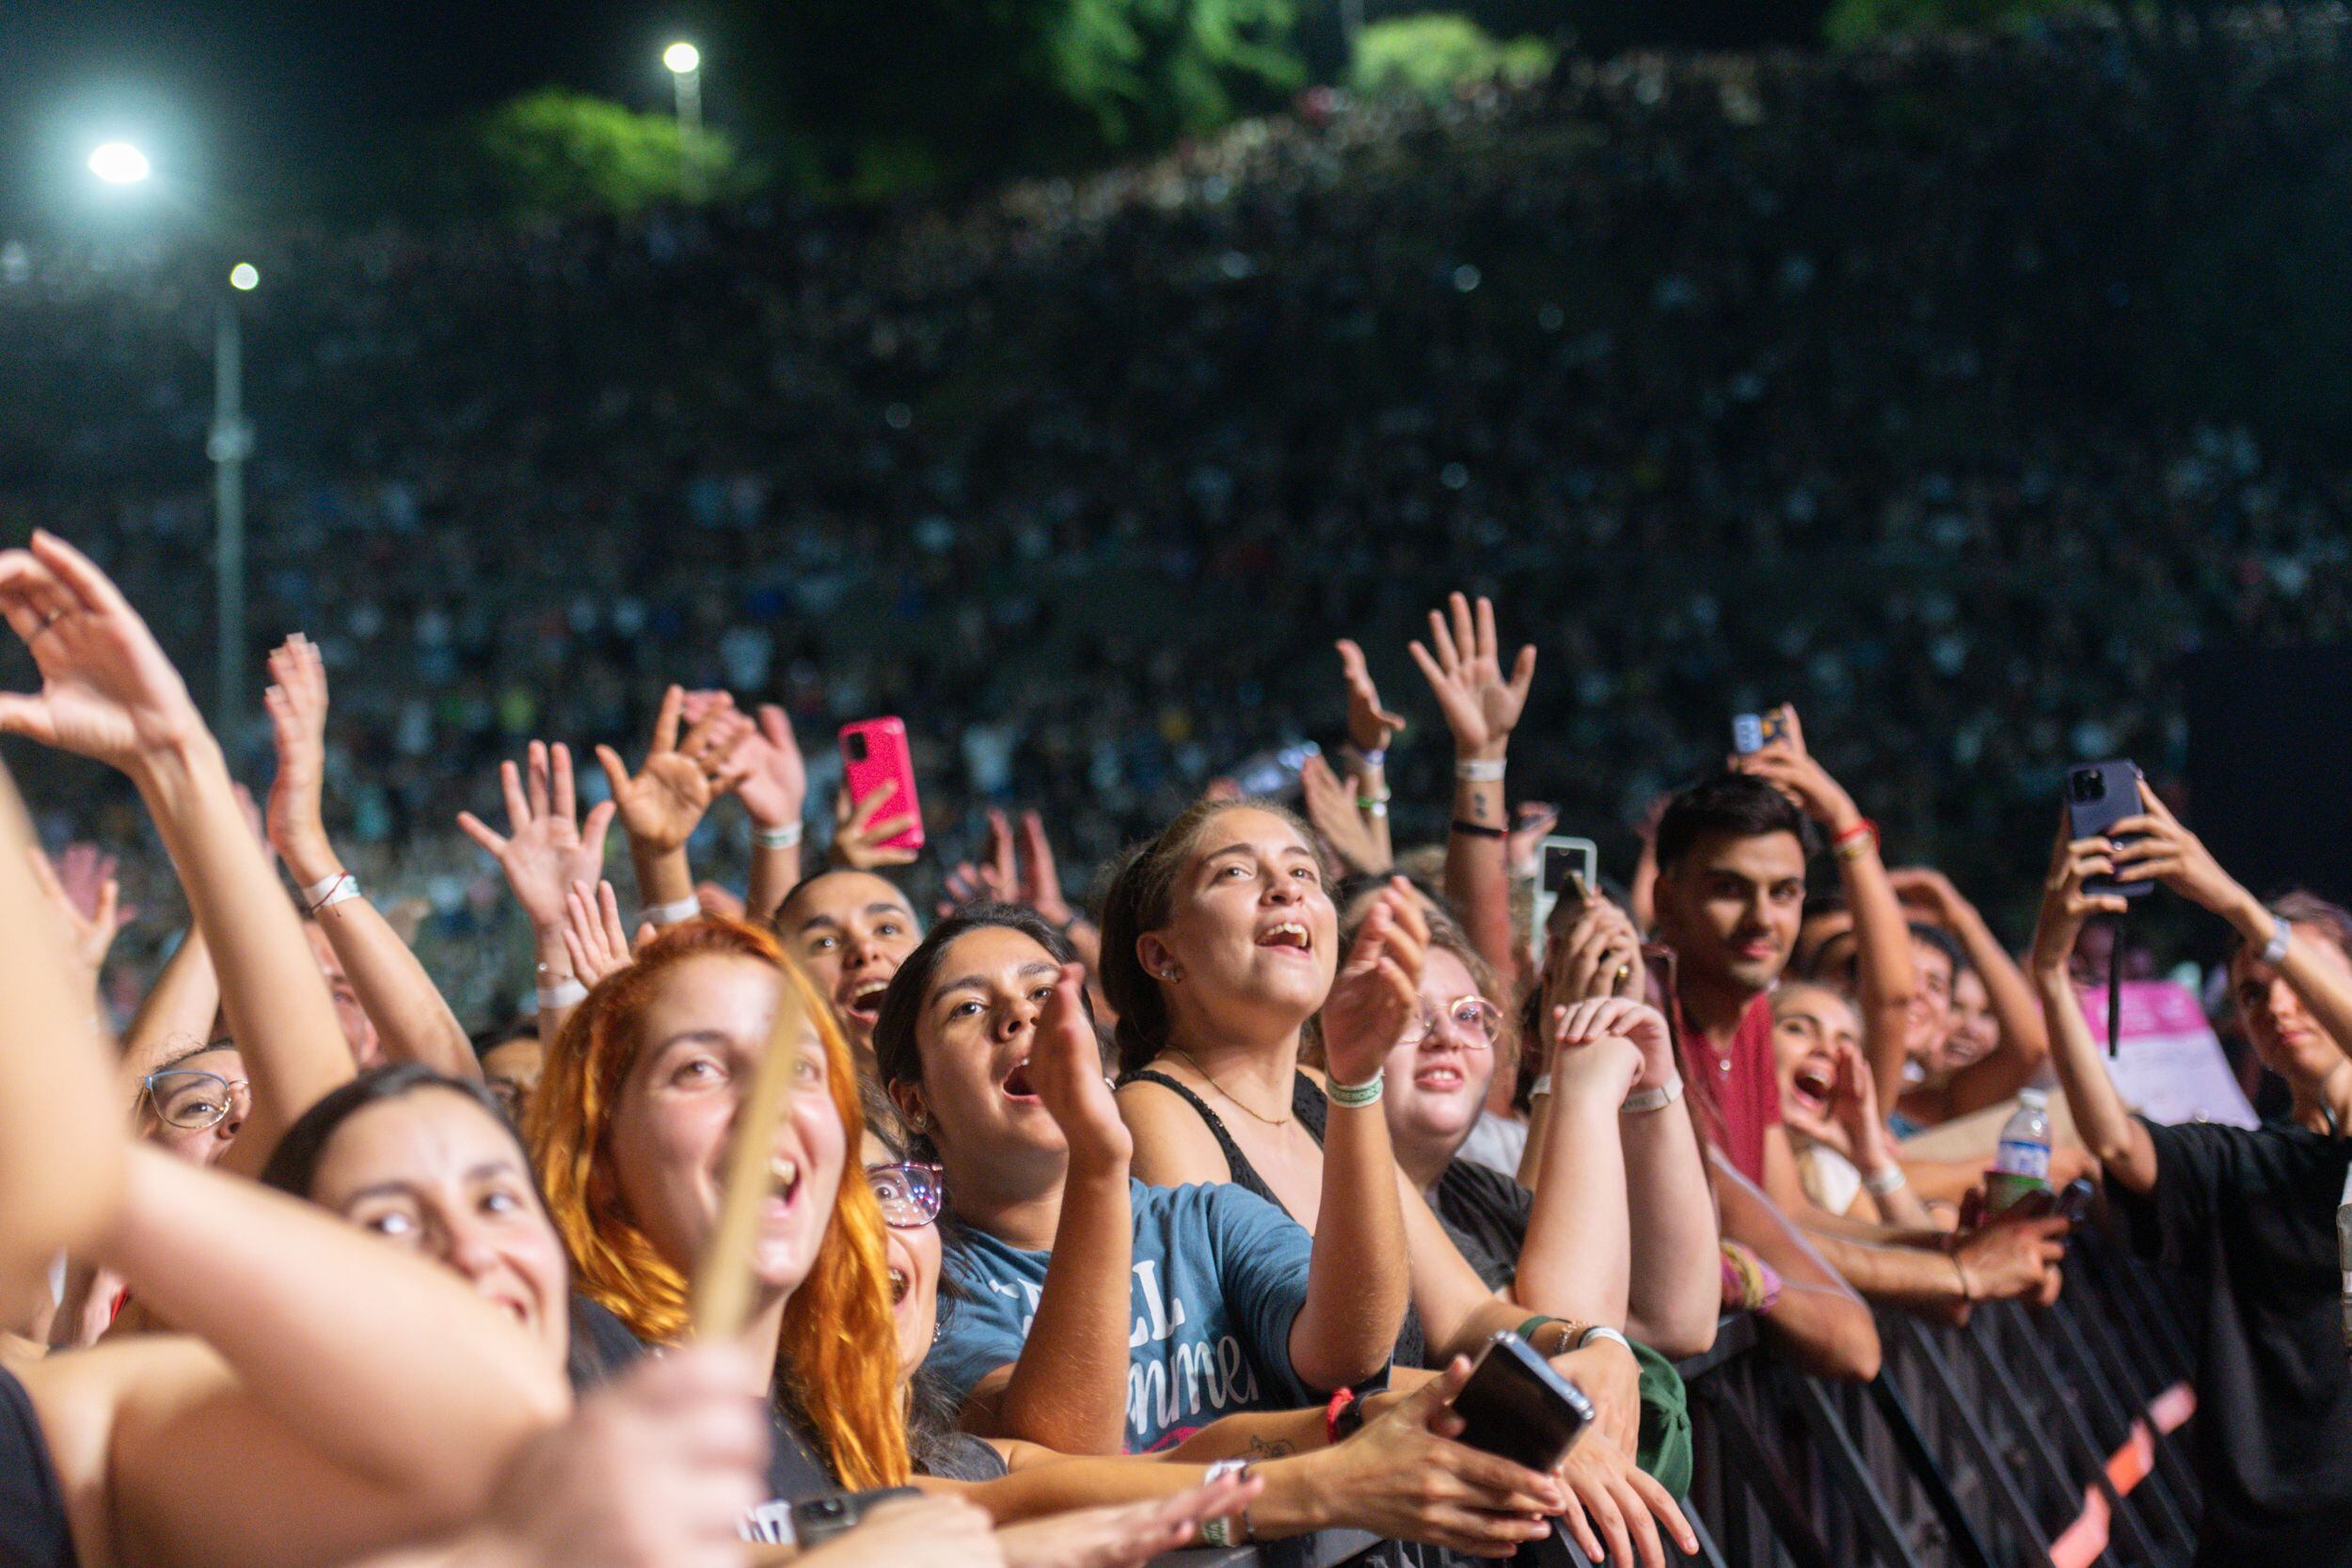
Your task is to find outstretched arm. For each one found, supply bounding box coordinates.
[2031,821,2159,1194]
[264,634,473,1079]
[1890,866,2049,1116]
[1737,705,1917,1106]
[1411,593,1535,991]
[0,759,124,1294]
[960,965,1135,1455]
[596,687,752,918]
[458,740,617,1049]
[0,532,349,1177]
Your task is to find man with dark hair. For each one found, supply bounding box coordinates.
[1651,711,2070,1332]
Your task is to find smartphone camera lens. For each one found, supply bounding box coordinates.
[844,732,868,764]
[2070,770,2105,804]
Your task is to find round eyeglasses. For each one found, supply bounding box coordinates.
[867,1161,946,1228]
[1398,995,1504,1050]
[145,1069,253,1131]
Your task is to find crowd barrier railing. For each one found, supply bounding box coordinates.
[1156,1220,2201,1568]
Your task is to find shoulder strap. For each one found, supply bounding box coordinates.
[1126,1067,1279,1207]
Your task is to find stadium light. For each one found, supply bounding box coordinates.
[87,142,152,185]
[663,41,701,75]
[228,262,259,292]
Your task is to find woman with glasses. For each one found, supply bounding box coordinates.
[140,1044,252,1167]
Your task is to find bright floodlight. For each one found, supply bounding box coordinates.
[229,262,260,292]
[88,142,151,184]
[663,41,700,74]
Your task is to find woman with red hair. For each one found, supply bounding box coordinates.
[531,916,910,1508]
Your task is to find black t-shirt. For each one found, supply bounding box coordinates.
[1430,1157,1536,1291]
[2109,1117,2352,1566]
[567,1293,839,1527]
[0,1366,75,1568]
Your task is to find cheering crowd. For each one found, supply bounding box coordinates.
[0,519,2347,1568]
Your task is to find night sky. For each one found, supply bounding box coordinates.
[0,0,723,232]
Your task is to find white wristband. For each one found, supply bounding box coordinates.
[1529,1072,1552,1101]
[305,872,359,913]
[641,895,701,927]
[1621,1075,1685,1115]
[2262,917,2293,967]
[753,821,804,851]
[1864,1164,1910,1196]
[1576,1324,1632,1355]
[536,980,588,1010]
[1454,756,1507,782]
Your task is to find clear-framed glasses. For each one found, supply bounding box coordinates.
[144,1069,253,1131]
[1398,995,1504,1050]
[867,1161,946,1228]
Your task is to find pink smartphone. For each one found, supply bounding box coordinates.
[838,717,925,854]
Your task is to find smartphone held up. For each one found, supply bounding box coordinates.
[839,717,926,854]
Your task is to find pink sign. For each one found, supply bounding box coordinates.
[2074,980,2257,1129]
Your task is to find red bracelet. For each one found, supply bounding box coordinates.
[1831,817,1878,852]
[1324,1386,1361,1445]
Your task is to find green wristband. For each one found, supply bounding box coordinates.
[1325,1069,1385,1108]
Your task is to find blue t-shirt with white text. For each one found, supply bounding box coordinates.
[926,1179,1327,1452]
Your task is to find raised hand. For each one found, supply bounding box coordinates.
[1335,637,1407,754]
[2028,819,2129,975]
[26,843,127,991]
[1729,704,1862,832]
[563,879,646,990]
[1025,961,1131,1171]
[1300,752,1389,875]
[1542,893,1645,1009]
[459,741,617,933]
[712,697,806,834]
[596,688,755,856]
[1506,800,1560,879]
[2108,779,2246,917]
[0,531,207,773]
[1322,878,1431,1085]
[1549,995,1674,1096]
[942,807,1021,912]
[1783,1032,1890,1167]
[1406,592,1535,762]
[831,777,920,869]
[1886,865,1966,922]
[262,632,339,880]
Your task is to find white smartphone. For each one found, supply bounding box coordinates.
[1531,835,1599,936]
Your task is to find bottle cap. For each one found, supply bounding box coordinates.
[2018,1087,2048,1108]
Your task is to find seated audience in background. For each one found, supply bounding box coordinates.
[2034,787,2352,1566]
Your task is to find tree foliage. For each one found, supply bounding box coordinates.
[407,88,743,221]
[1350,13,1558,100]
[717,0,1305,197]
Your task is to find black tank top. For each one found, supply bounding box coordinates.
[0,1365,76,1568]
[1126,1066,1432,1371]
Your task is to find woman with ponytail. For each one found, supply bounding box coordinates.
[532,916,909,1500]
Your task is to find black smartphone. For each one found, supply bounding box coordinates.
[2055,1177,2096,1224]
[2065,759,2153,899]
[788,1487,922,1548]
[1451,1332,1597,1472]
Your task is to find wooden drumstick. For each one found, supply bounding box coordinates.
[691,960,810,1340]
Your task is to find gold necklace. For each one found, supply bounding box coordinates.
[1165,1047,1295,1128]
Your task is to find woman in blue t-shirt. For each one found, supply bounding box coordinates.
[872,901,1405,1453]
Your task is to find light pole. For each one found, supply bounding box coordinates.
[663,42,704,201]
[210,265,259,742]
[87,142,255,737]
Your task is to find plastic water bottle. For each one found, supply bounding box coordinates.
[1987,1088,2053,1215]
